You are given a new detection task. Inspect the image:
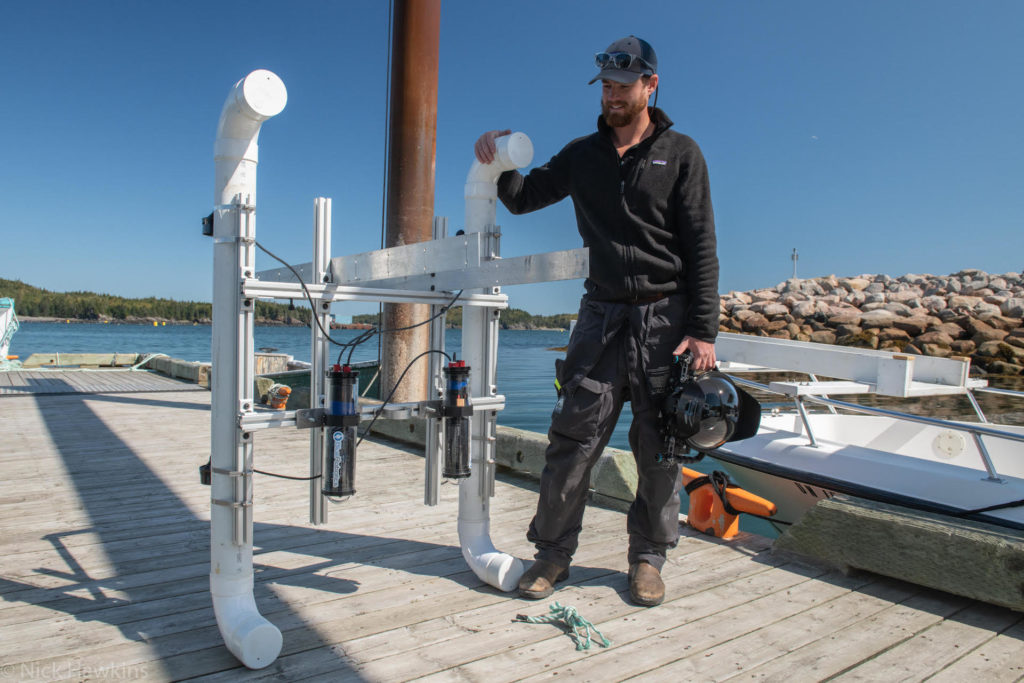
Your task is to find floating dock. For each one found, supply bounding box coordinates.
[2,374,1023,680]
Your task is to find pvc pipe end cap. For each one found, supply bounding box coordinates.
[235,619,283,669]
[497,133,533,169]
[242,70,288,118]
[495,555,526,592]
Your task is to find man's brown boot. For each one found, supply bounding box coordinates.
[628,562,665,606]
[518,560,569,599]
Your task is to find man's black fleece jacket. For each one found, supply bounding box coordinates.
[496,107,720,343]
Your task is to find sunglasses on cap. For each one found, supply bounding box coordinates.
[594,51,654,73]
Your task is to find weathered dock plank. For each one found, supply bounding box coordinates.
[1,385,1022,681]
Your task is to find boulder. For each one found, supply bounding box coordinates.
[741,313,770,332]
[791,300,818,318]
[984,361,1024,376]
[920,295,947,312]
[974,302,1002,320]
[810,330,836,345]
[883,302,914,317]
[892,317,930,336]
[948,295,984,311]
[920,343,952,358]
[843,290,868,307]
[931,322,966,339]
[976,341,1024,363]
[860,309,897,328]
[828,311,862,326]
[753,302,790,317]
[835,323,863,337]
[877,327,911,343]
[914,331,955,347]
[972,326,1008,344]
[1001,298,1024,318]
[750,289,780,302]
[889,289,922,303]
[839,277,871,291]
[837,331,879,349]
[864,292,886,304]
[951,340,977,355]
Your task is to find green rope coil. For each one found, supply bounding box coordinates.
[514,602,611,651]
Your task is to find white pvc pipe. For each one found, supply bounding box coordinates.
[464,132,533,233]
[211,69,286,670]
[458,133,532,591]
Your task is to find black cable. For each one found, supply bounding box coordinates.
[254,239,462,365]
[254,468,321,481]
[254,240,349,348]
[356,348,451,448]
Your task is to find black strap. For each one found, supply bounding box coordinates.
[683,470,743,517]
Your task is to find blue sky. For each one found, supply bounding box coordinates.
[1,1,1021,318]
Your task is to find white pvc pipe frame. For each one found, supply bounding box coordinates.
[210,69,287,670]
[458,132,533,592]
[210,70,535,669]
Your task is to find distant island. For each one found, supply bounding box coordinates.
[0,278,574,330]
[0,277,312,326]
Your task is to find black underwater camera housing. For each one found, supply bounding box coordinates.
[657,352,761,465]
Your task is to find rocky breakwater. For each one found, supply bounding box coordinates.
[719,269,1024,376]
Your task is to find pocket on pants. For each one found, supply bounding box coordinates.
[550,376,611,442]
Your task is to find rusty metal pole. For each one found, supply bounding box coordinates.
[381,0,440,403]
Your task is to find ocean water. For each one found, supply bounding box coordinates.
[11,321,629,445]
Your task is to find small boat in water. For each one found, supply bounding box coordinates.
[708,332,1024,533]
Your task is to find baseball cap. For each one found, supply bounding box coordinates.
[588,35,658,85]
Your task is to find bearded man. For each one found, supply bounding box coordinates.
[474,35,720,606]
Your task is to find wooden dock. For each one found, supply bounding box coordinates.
[2,375,1023,681]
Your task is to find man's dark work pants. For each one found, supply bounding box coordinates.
[527,294,686,571]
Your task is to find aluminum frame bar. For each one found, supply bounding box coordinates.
[242,279,507,308]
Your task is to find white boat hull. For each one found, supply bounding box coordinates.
[710,413,1024,531]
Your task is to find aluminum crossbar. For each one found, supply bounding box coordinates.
[242,279,509,308]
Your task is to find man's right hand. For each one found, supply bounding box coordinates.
[474,129,512,164]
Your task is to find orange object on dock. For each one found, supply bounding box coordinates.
[268,384,292,410]
[682,467,776,540]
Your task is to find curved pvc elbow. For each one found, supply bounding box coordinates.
[465,132,533,233]
[458,518,524,592]
[214,69,287,207]
[465,132,533,198]
[211,574,283,670]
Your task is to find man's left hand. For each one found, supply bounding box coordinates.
[673,336,716,372]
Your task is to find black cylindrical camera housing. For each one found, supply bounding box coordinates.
[442,361,473,479]
[324,365,359,496]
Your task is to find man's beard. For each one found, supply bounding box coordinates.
[602,96,647,127]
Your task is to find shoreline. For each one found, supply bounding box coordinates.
[16,317,373,329]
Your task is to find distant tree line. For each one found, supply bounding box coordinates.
[0,278,312,324]
[352,307,573,330]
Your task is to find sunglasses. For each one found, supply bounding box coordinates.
[595,51,654,73]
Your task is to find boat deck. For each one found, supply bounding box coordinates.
[2,384,1023,681]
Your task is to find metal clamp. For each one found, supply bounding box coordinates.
[211,467,251,478]
[212,498,253,509]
